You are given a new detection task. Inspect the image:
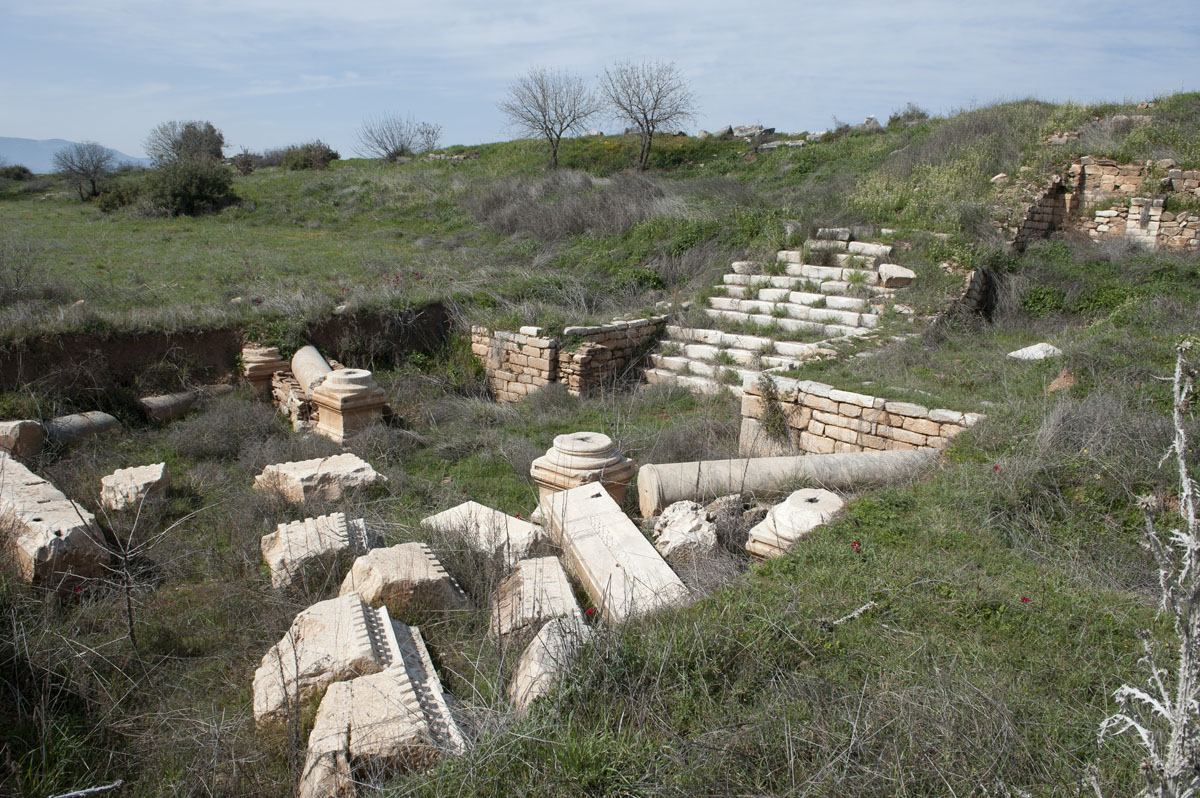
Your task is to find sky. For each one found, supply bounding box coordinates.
[2,0,1198,159]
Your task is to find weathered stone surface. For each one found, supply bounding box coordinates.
[139,391,199,422]
[652,501,717,561]
[816,227,851,241]
[547,483,688,623]
[732,124,767,137]
[292,345,334,398]
[878,263,916,287]
[0,420,43,459]
[44,411,120,445]
[297,623,465,798]
[254,454,385,503]
[1008,342,1063,361]
[242,344,286,397]
[490,557,580,641]
[747,489,845,558]
[1,453,110,586]
[262,512,371,589]
[100,462,170,512]
[339,543,467,615]
[847,241,893,259]
[310,368,388,445]
[509,616,594,712]
[253,594,401,728]
[420,501,542,567]
[529,431,635,506]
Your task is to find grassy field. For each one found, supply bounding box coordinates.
[1,94,1199,796]
[2,93,1197,340]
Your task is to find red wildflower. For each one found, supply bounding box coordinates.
[515,513,522,519]
[74,586,82,595]
[1021,596,1031,603]
[586,608,596,616]
[993,465,1000,471]
[851,540,861,551]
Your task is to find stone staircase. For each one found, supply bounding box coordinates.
[644,240,913,396]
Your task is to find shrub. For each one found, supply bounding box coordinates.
[95,179,144,213]
[0,165,33,181]
[144,159,236,216]
[888,102,930,127]
[281,141,339,171]
[230,149,257,176]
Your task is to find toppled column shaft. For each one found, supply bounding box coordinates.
[292,345,333,398]
[637,449,937,518]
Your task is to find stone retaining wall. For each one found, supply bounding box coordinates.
[1013,179,1071,251]
[739,373,982,457]
[1081,198,1199,250]
[1012,157,1200,252]
[471,317,667,402]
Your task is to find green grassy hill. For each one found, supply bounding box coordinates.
[1,94,1198,796]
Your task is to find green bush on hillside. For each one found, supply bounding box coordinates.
[97,159,236,216]
[280,141,339,171]
[0,165,34,181]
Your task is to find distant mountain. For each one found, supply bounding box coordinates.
[0,137,150,174]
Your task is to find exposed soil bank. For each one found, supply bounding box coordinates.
[0,302,452,398]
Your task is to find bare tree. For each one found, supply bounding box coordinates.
[499,67,600,168]
[355,114,442,161]
[599,60,696,172]
[52,141,115,200]
[1100,340,1199,797]
[144,120,225,164]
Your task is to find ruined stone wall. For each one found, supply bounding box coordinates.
[740,373,981,457]
[469,327,557,402]
[1012,158,1200,252]
[1080,199,1200,250]
[471,317,666,402]
[556,318,666,397]
[1068,158,1148,205]
[1013,180,1071,252]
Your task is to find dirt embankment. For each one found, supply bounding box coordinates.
[0,302,452,399]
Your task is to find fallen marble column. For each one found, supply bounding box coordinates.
[310,368,388,444]
[254,453,386,503]
[530,431,635,506]
[100,462,170,512]
[253,593,403,728]
[746,488,846,558]
[44,411,120,446]
[261,511,372,589]
[0,452,110,586]
[138,384,234,422]
[420,500,542,567]
[509,616,593,712]
[490,556,580,642]
[0,420,44,460]
[298,623,465,798]
[637,449,937,518]
[339,543,468,616]
[547,483,688,624]
[292,345,333,398]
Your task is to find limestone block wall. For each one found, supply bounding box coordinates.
[1068,158,1148,205]
[557,318,666,397]
[1080,199,1199,250]
[739,373,982,457]
[469,327,557,402]
[1013,157,1200,252]
[471,317,667,402]
[1013,179,1071,251]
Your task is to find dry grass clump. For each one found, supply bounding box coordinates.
[463,170,687,240]
[167,394,284,461]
